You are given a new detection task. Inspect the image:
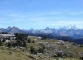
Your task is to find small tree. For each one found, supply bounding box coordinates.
[16,40,22,46]
[2,39,5,42]
[64,39,68,41]
[41,35,47,40]
[38,47,44,53]
[0,40,4,46]
[80,57,83,60]
[27,38,31,43]
[12,43,17,47]
[23,41,27,47]
[30,46,37,54]
[7,42,12,48]
[32,40,35,43]
[56,53,63,58]
[8,37,10,40]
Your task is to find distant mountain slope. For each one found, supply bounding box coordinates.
[0,25,83,39]
[0,26,28,34]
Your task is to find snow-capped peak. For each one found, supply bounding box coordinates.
[58,24,78,30]
[67,24,77,29]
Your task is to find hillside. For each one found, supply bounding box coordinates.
[0,35,83,60]
[0,47,33,60]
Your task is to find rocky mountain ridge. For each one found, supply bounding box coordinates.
[0,25,83,39]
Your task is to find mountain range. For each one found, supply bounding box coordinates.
[0,25,83,39]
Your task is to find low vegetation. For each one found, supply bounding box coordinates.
[0,33,83,60]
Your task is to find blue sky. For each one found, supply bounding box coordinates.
[0,0,83,29]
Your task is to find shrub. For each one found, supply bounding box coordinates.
[7,42,12,48]
[80,57,83,60]
[0,40,4,46]
[27,38,31,43]
[41,35,47,40]
[38,47,44,53]
[23,41,27,47]
[32,40,35,43]
[30,46,37,54]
